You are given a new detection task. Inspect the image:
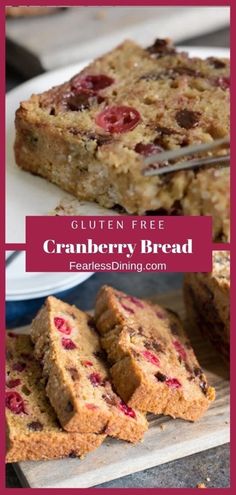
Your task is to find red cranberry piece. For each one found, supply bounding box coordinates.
[135,142,163,157]
[89,372,103,387]
[12,362,26,372]
[142,350,160,366]
[72,74,114,92]
[7,332,18,338]
[119,301,135,314]
[129,296,145,309]
[123,295,145,309]
[213,76,230,90]
[6,379,21,389]
[82,360,93,367]
[173,340,187,361]
[86,403,98,410]
[135,142,168,172]
[54,316,71,335]
[6,391,26,414]
[119,400,136,418]
[61,338,77,350]
[96,106,141,133]
[166,377,181,389]
[155,310,165,319]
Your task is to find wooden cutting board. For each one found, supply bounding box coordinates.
[6,6,230,77]
[11,290,230,488]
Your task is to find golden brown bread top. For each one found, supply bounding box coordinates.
[15,38,229,177]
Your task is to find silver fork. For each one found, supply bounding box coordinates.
[143,136,230,176]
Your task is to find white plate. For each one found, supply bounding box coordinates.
[6,47,229,244]
[6,251,93,301]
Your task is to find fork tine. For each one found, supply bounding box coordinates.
[143,154,230,176]
[143,136,230,166]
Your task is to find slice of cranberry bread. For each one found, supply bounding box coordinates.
[6,333,105,463]
[31,296,147,442]
[184,251,230,361]
[95,286,215,421]
[14,38,229,237]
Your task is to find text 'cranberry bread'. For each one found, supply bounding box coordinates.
[14,38,229,239]
[95,286,215,421]
[31,296,147,442]
[184,251,230,361]
[6,333,105,463]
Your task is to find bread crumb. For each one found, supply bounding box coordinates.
[159,423,166,431]
[197,483,206,488]
[206,477,211,482]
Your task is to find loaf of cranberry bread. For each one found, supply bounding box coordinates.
[31,296,147,442]
[6,333,105,463]
[184,251,230,361]
[14,39,229,238]
[95,286,215,421]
